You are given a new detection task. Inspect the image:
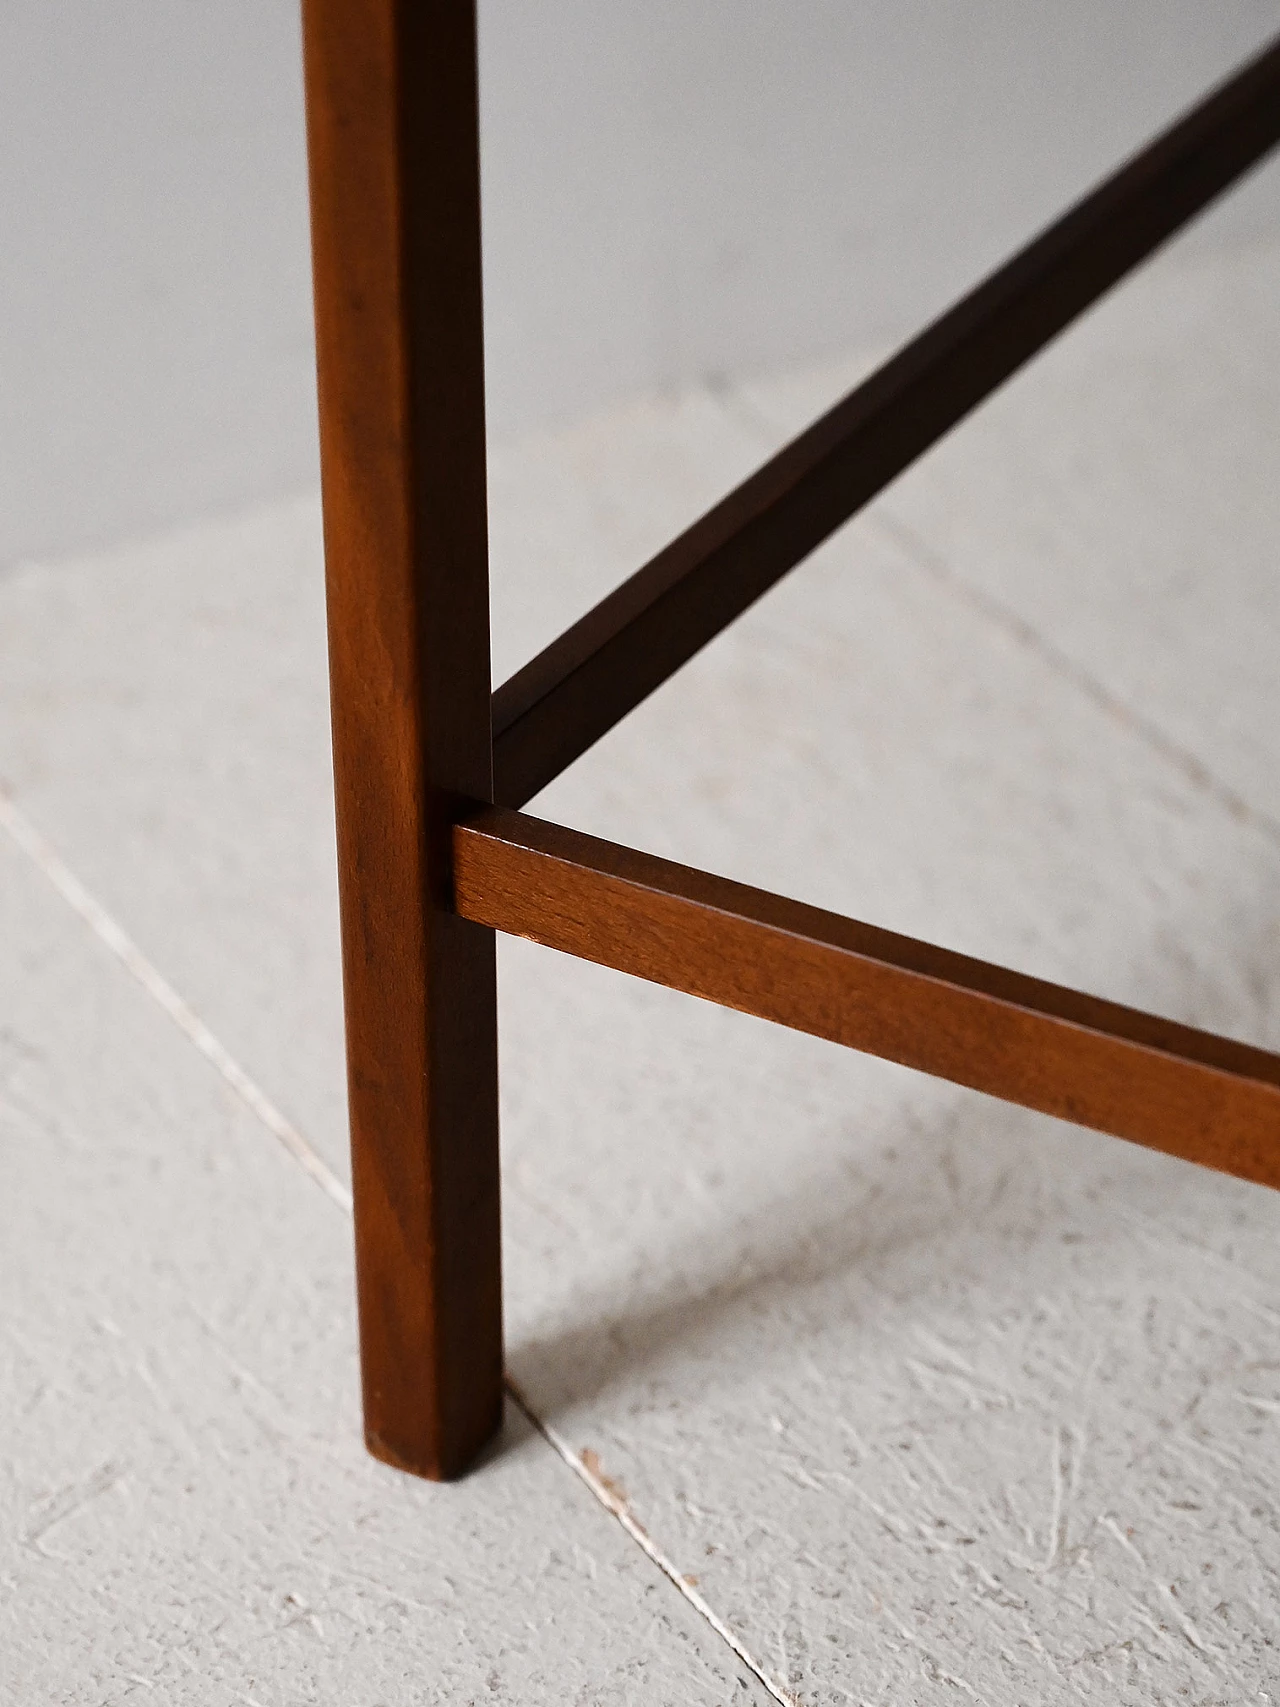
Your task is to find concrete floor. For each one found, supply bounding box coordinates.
[4,231,1280,1702]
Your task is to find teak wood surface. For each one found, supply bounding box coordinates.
[455,809,1280,1192]
[301,6,1280,1478]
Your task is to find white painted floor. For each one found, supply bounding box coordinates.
[4,232,1280,1702]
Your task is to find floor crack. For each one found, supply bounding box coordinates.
[504,1376,802,1707]
[0,779,802,1706]
[0,781,351,1212]
[871,504,1280,854]
[709,368,1280,858]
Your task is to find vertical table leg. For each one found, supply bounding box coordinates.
[301,0,502,1479]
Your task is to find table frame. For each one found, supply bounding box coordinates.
[301,1,1280,1479]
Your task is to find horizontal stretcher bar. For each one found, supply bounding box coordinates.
[454,807,1280,1190]
[490,32,1280,810]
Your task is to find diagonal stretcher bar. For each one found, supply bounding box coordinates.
[492,33,1280,810]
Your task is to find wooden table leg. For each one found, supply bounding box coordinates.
[301,0,502,1480]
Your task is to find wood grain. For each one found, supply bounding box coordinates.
[491,32,1280,809]
[455,808,1280,1190]
[302,0,502,1479]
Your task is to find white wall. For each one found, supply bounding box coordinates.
[478,1,1280,432]
[2,1,1278,565]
